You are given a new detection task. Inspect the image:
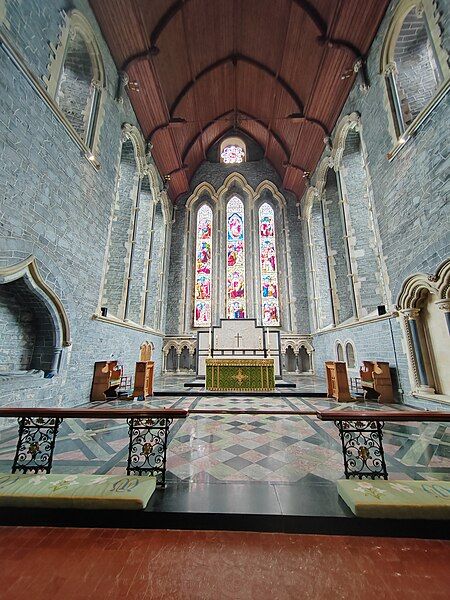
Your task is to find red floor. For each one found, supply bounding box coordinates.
[0,527,449,599]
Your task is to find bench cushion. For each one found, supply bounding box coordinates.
[337,479,450,519]
[0,473,157,510]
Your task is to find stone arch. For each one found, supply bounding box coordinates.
[345,340,356,369]
[335,340,345,362]
[298,345,312,373]
[380,0,449,143]
[0,257,71,379]
[102,128,141,320]
[186,189,217,330]
[397,259,450,399]
[47,9,106,153]
[332,113,388,317]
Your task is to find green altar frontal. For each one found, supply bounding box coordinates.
[205,358,275,392]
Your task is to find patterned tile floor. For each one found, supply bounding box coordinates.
[0,393,448,484]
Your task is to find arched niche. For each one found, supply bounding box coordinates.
[0,257,71,381]
[397,259,450,400]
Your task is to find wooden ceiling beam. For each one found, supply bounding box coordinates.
[169,53,305,117]
[149,0,328,54]
[181,110,291,165]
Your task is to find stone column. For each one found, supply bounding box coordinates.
[176,349,181,373]
[46,347,63,378]
[436,300,450,335]
[401,308,434,393]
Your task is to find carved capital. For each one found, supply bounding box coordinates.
[435,299,450,313]
[400,308,421,320]
[384,61,398,76]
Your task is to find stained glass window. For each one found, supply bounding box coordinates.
[194,204,212,327]
[226,196,246,319]
[221,145,245,164]
[259,203,280,326]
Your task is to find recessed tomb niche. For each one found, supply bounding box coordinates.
[0,258,70,385]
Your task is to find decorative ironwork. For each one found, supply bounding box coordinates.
[126,417,173,486]
[335,420,388,480]
[12,416,63,474]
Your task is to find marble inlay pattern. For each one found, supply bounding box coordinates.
[0,395,448,484]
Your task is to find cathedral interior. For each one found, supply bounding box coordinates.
[0,0,449,597]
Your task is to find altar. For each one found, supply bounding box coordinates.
[197,319,282,390]
[205,358,275,392]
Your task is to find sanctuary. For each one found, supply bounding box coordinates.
[0,0,449,595]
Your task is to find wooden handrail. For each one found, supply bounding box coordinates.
[0,407,188,419]
[316,410,450,422]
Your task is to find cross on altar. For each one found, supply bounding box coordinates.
[234,332,242,348]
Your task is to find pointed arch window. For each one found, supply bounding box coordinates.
[194,204,213,327]
[226,196,246,319]
[259,203,280,326]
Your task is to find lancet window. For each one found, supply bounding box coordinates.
[226,196,246,319]
[194,204,213,327]
[259,203,280,326]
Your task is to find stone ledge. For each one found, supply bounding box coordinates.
[92,313,164,337]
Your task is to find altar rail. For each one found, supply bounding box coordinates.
[316,410,450,480]
[0,407,187,486]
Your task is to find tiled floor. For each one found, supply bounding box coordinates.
[0,394,448,485]
[1,527,449,600]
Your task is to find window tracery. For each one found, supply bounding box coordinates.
[194,204,213,327]
[221,145,245,164]
[259,203,280,326]
[226,196,246,319]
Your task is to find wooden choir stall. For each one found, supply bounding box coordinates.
[90,342,155,402]
[360,360,394,403]
[325,361,352,402]
[132,342,154,400]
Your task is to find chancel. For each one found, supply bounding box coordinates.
[0,0,449,595]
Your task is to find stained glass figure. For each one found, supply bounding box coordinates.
[259,203,280,326]
[221,145,245,164]
[194,204,212,326]
[226,196,246,318]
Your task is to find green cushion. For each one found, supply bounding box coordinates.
[0,473,157,510]
[337,479,450,519]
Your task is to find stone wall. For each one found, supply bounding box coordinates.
[0,0,166,409]
[307,0,450,403]
[166,135,310,336]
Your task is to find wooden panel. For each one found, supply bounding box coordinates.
[89,0,391,201]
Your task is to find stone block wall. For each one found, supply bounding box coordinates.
[307,0,450,404]
[166,149,311,336]
[0,0,166,409]
[313,316,410,400]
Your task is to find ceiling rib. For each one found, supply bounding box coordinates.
[181,110,291,165]
[89,0,391,200]
[122,1,364,73]
[169,53,304,117]
[149,0,327,53]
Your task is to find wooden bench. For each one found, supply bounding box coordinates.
[0,407,188,487]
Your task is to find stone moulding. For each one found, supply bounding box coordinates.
[0,256,71,348]
[379,0,450,157]
[397,259,450,309]
[396,259,450,401]
[0,24,101,170]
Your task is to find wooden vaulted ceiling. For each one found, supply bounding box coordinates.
[89,0,390,201]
